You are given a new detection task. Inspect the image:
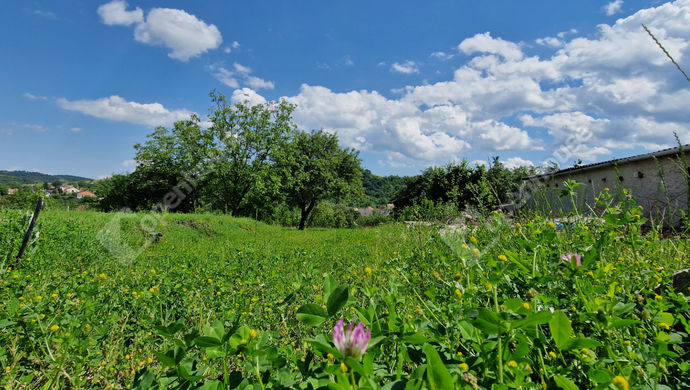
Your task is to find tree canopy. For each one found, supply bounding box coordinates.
[277,129,362,230]
[97,91,534,228]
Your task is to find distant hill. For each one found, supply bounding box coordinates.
[361,169,407,206]
[0,170,92,185]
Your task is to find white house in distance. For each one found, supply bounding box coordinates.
[523,145,690,226]
[59,185,79,194]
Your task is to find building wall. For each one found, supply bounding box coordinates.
[525,152,690,225]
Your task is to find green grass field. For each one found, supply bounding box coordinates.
[1,197,690,389]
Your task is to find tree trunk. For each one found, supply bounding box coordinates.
[298,199,317,230]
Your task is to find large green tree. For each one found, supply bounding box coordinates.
[205,90,296,216]
[278,129,362,230]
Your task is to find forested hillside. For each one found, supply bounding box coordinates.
[360,169,406,206]
[0,170,91,185]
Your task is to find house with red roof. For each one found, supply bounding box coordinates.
[76,191,96,199]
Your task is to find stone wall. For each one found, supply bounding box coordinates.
[524,151,690,225]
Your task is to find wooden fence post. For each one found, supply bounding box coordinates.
[15,198,43,263]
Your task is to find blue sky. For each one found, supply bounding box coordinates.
[1,0,689,179]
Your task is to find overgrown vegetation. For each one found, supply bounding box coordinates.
[392,158,536,221]
[1,186,689,388]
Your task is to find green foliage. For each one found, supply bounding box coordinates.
[204,90,296,216]
[277,129,363,230]
[2,187,690,388]
[0,189,42,210]
[304,201,359,229]
[360,169,406,206]
[0,209,40,267]
[392,158,535,220]
[98,92,366,230]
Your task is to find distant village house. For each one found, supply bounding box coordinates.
[7,188,18,195]
[354,205,392,217]
[59,185,79,194]
[76,191,97,199]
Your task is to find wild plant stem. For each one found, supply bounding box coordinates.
[44,338,56,362]
[254,355,265,390]
[493,287,504,384]
[643,24,690,83]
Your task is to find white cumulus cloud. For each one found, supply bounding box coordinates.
[458,32,523,61]
[134,8,222,61]
[97,0,143,26]
[210,63,275,90]
[210,66,239,88]
[230,88,268,106]
[391,61,420,74]
[503,157,535,169]
[245,76,275,90]
[98,1,222,61]
[56,96,193,127]
[605,0,624,16]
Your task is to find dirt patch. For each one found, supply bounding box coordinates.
[174,219,215,236]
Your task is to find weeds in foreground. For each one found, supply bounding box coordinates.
[0,190,689,388]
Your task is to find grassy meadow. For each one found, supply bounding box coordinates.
[1,192,690,389]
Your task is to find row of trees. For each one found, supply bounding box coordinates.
[391,158,536,219]
[99,91,362,230]
[98,90,536,228]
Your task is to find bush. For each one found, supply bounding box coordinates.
[307,202,359,228]
[355,212,391,227]
[397,199,459,223]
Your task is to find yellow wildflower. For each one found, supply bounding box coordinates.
[612,376,629,390]
[459,362,469,371]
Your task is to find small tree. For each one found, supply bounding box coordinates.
[278,130,362,230]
